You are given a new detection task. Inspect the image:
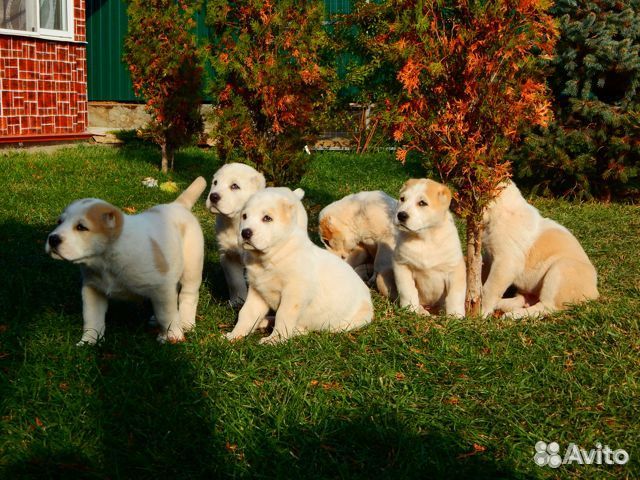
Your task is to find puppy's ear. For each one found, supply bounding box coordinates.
[438,185,452,209]
[318,216,334,242]
[292,188,305,200]
[278,199,295,223]
[253,172,267,190]
[87,203,124,240]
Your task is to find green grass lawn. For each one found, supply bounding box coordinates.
[0,144,638,479]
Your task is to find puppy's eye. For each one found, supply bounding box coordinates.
[76,223,89,232]
[322,238,331,248]
[262,215,273,223]
[213,180,218,186]
[230,183,240,190]
[56,218,63,225]
[418,200,428,207]
[400,196,405,202]
[242,213,247,220]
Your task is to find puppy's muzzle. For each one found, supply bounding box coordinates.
[48,234,62,249]
[209,192,221,204]
[241,228,253,240]
[397,211,409,223]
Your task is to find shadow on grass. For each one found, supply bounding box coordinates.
[0,220,79,339]
[0,219,220,477]
[230,410,533,479]
[1,343,223,478]
[4,387,532,479]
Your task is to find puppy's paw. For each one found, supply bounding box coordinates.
[480,308,495,319]
[224,331,245,342]
[409,305,430,316]
[76,331,101,346]
[258,334,283,345]
[181,319,196,333]
[157,329,185,344]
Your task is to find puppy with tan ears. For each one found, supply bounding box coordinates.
[393,179,466,317]
[206,163,308,307]
[225,187,373,344]
[46,177,207,345]
[318,191,398,299]
[482,181,599,319]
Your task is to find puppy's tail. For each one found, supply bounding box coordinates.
[174,176,207,210]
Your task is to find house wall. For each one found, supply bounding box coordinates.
[86,0,352,102]
[0,0,88,141]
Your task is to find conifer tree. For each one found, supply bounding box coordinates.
[206,0,333,183]
[367,0,556,314]
[124,0,204,174]
[512,0,640,200]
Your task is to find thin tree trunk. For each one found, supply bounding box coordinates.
[160,142,169,174]
[465,216,484,316]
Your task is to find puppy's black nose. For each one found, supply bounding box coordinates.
[241,228,253,240]
[48,234,62,249]
[209,192,220,204]
[397,211,409,222]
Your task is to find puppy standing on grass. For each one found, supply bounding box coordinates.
[225,187,373,344]
[481,181,599,318]
[318,191,398,299]
[46,177,207,344]
[393,179,466,317]
[206,162,307,307]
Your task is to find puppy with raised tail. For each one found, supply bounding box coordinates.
[318,191,398,299]
[46,177,207,344]
[225,187,373,344]
[393,179,466,317]
[206,163,307,307]
[481,180,599,318]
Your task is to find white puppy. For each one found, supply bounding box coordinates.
[393,179,466,317]
[482,181,599,318]
[318,191,398,299]
[206,163,267,307]
[46,177,207,344]
[225,187,373,344]
[206,163,307,307]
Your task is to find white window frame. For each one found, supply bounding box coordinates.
[0,0,75,42]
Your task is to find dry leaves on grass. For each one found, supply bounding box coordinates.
[309,380,342,390]
[457,443,487,459]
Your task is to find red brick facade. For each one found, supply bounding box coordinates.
[0,0,88,141]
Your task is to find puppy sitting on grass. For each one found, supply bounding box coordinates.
[225,187,373,344]
[393,179,466,317]
[481,181,599,318]
[318,191,398,299]
[206,163,267,308]
[46,177,207,345]
[206,162,307,307]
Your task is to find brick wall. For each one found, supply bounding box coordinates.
[0,0,88,140]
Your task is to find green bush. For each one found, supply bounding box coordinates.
[206,0,333,185]
[511,0,640,200]
[124,0,204,173]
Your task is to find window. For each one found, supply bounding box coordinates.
[1,0,73,39]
